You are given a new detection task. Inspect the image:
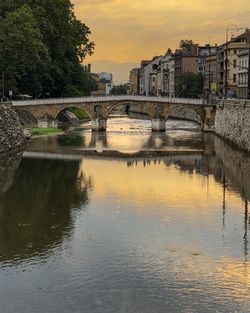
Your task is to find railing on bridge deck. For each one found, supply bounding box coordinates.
[11,95,214,107]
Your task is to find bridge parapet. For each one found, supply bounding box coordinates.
[12,95,212,107]
[12,96,217,132]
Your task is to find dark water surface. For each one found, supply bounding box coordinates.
[0,118,249,313]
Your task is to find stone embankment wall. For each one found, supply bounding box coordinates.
[214,136,250,201]
[215,100,250,152]
[0,105,26,153]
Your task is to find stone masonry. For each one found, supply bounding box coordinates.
[215,100,250,152]
[0,105,26,153]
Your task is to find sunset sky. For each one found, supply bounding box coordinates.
[73,0,250,83]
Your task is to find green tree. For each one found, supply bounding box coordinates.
[0,0,95,97]
[0,5,48,95]
[110,84,128,95]
[179,39,197,53]
[179,72,204,98]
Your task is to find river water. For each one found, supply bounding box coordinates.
[0,117,249,313]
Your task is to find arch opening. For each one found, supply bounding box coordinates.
[107,102,151,121]
[56,106,91,126]
[168,106,204,128]
[105,102,152,132]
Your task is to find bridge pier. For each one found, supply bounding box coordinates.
[38,118,58,128]
[151,118,166,132]
[202,107,216,132]
[91,117,107,132]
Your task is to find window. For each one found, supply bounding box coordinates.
[233,60,237,68]
[233,74,237,82]
[234,49,237,54]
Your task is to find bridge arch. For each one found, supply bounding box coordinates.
[168,105,205,127]
[105,101,151,119]
[54,105,92,121]
[12,96,216,132]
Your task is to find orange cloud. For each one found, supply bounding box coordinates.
[73,0,250,81]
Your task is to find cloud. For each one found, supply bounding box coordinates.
[73,0,250,81]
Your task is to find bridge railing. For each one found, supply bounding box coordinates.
[12,95,210,107]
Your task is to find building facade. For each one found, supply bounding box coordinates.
[129,68,140,95]
[238,49,249,98]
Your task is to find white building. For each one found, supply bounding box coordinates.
[139,57,163,96]
[99,72,113,95]
[159,52,172,96]
[238,49,249,99]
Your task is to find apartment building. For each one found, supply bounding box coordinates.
[174,52,199,96]
[238,49,249,98]
[91,72,113,96]
[139,57,163,96]
[129,68,140,95]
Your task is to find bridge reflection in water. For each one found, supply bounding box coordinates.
[0,123,249,313]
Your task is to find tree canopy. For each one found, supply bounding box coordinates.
[179,39,197,53]
[0,0,96,97]
[179,72,204,98]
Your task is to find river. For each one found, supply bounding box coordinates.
[0,117,249,313]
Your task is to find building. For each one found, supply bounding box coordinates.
[128,68,140,95]
[169,58,175,97]
[139,60,151,95]
[222,29,250,97]
[139,57,163,96]
[198,45,217,75]
[204,46,219,96]
[91,72,113,96]
[173,52,199,96]
[159,52,172,96]
[238,49,249,98]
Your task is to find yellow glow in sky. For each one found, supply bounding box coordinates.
[73,0,250,82]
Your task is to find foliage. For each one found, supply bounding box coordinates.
[179,72,204,98]
[31,127,62,136]
[179,39,197,53]
[68,107,90,120]
[110,84,128,95]
[0,5,48,95]
[0,0,96,97]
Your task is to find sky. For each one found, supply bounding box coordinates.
[73,0,250,83]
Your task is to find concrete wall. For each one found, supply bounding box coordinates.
[215,100,250,152]
[0,105,26,153]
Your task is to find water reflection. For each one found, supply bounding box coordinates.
[0,118,249,313]
[0,158,91,265]
[27,119,205,154]
[0,151,22,196]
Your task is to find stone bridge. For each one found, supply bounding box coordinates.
[12,95,216,132]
